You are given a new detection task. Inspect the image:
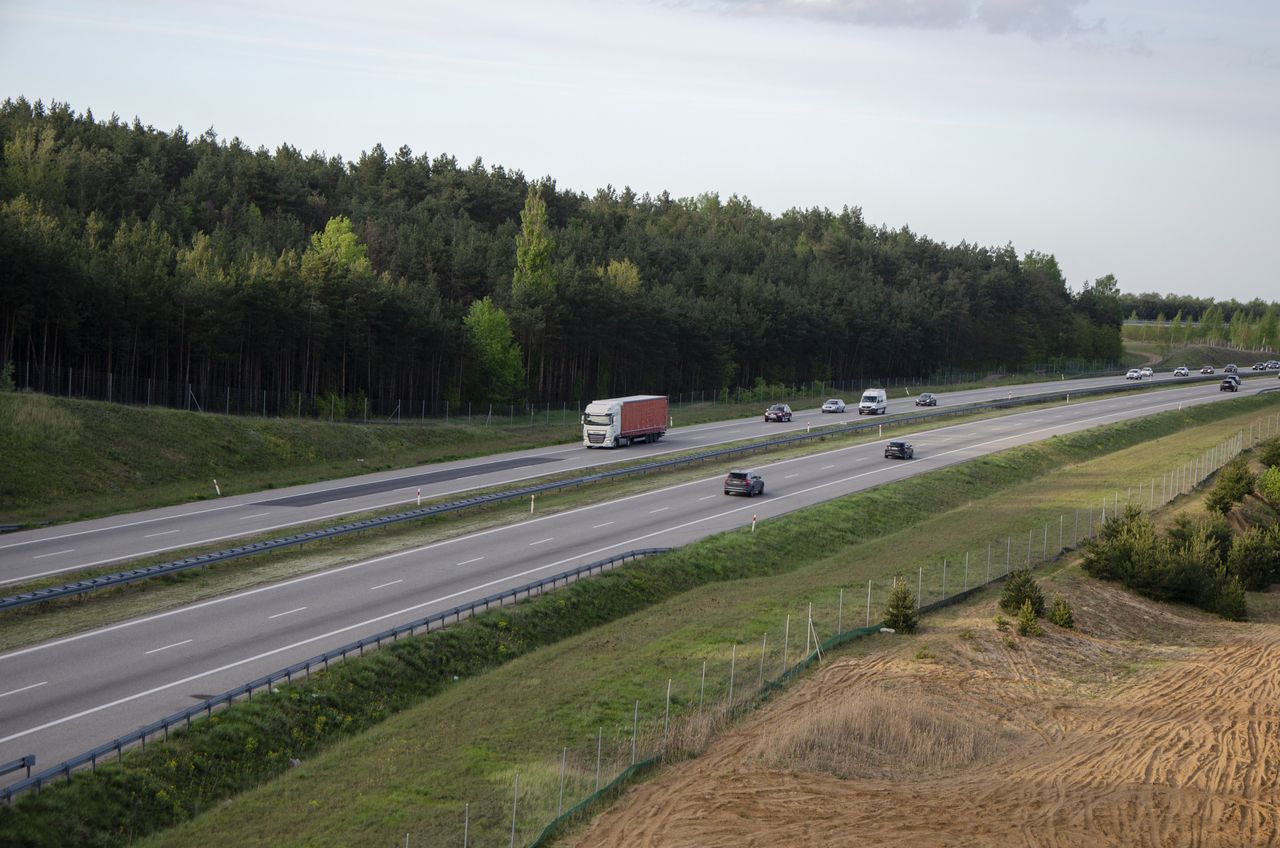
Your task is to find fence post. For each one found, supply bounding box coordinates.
[557,747,567,816]
[837,588,843,634]
[595,728,602,792]
[699,661,706,714]
[727,644,736,707]
[866,580,872,626]
[759,633,767,689]
[631,700,639,765]
[781,615,790,674]
[663,679,672,751]
[509,773,519,848]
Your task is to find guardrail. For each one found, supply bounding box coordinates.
[0,756,34,780]
[0,547,671,804]
[1,373,1237,613]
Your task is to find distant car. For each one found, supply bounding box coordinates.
[1173,366,1189,377]
[1200,366,1215,375]
[1140,366,1154,378]
[821,398,846,413]
[914,392,937,407]
[764,403,792,422]
[1220,379,1239,392]
[1225,364,1238,373]
[1268,360,1280,370]
[1253,362,1268,371]
[884,440,914,460]
[723,469,764,496]
[1125,369,1142,380]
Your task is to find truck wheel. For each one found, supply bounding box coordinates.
[612,437,620,448]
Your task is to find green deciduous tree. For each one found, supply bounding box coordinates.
[463,297,523,404]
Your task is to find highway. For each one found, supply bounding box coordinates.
[0,370,1238,586]
[1,374,1275,782]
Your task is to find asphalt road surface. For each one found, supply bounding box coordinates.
[0,370,1241,586]
[1,375,1276,782]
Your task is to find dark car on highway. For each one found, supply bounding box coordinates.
[914,392,937,407]
[724,469,764,496]
[1220,378,1239,392]
[884,440,914,460]
[764,403,793,422]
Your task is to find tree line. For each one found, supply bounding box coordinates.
[1123,303,1280,352]
[1,97,1128,415]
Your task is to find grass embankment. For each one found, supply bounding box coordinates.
[2,395,1276,847]
[1124,340,1280,371]
[0,393,586,525]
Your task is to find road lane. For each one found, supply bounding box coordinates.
[0,371,1238,584]
[1,379,1275,779]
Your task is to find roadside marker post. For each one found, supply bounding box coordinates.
[751,514,757,533]
[416,488,421,506]
[213,479,221,497]
[530,494,536,514]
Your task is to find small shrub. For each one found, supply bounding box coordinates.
[1257,438,1280,470]
[1048,595,1074,629]
[1016,599,1043,636]
[1211,568,1248,621]
[0,360,14,392]
[1003,637,1019,650]
[993,615,1010,632]
[1206,457,1256,514]
[1226,527,1280,591]
[999,569,1045,617]
[958,629,975,641]
[883,581,919,633]
[914,645,933,660]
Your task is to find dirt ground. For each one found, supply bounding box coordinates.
[572,575,1280,847]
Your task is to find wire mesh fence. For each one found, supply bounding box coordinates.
[446,414,1278,847]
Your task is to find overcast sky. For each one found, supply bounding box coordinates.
[2,0,1276,302]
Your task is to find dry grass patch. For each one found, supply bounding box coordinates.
[753,683,1013,780]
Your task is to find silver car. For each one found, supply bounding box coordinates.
[821,398,846,413]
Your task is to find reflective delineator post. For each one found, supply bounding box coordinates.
[416,488,421,506]
[751,514,757,533]
[213,479,221,497]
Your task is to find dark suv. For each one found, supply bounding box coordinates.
[764,404,792,422]
[724,469,764,496]
[884,440,914,459]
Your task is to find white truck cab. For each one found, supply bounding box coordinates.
[857,388,887,415]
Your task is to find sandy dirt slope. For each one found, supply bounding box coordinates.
[573,578,1280,847]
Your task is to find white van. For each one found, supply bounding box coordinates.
[858,388,887,415]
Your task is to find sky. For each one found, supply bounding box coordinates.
[1,0,1277,302]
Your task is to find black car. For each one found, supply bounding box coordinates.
[914,392,937,407]
[1220,379,1239,392]
[764,403,792,422]
[1225,364,1238,373]
[884,440,914,459]
[724,469,764,496]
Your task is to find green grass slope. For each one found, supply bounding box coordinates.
[0,393,579,524]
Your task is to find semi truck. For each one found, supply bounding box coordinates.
[581,395,668,448]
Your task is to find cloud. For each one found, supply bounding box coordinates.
[704,0,1102,40]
